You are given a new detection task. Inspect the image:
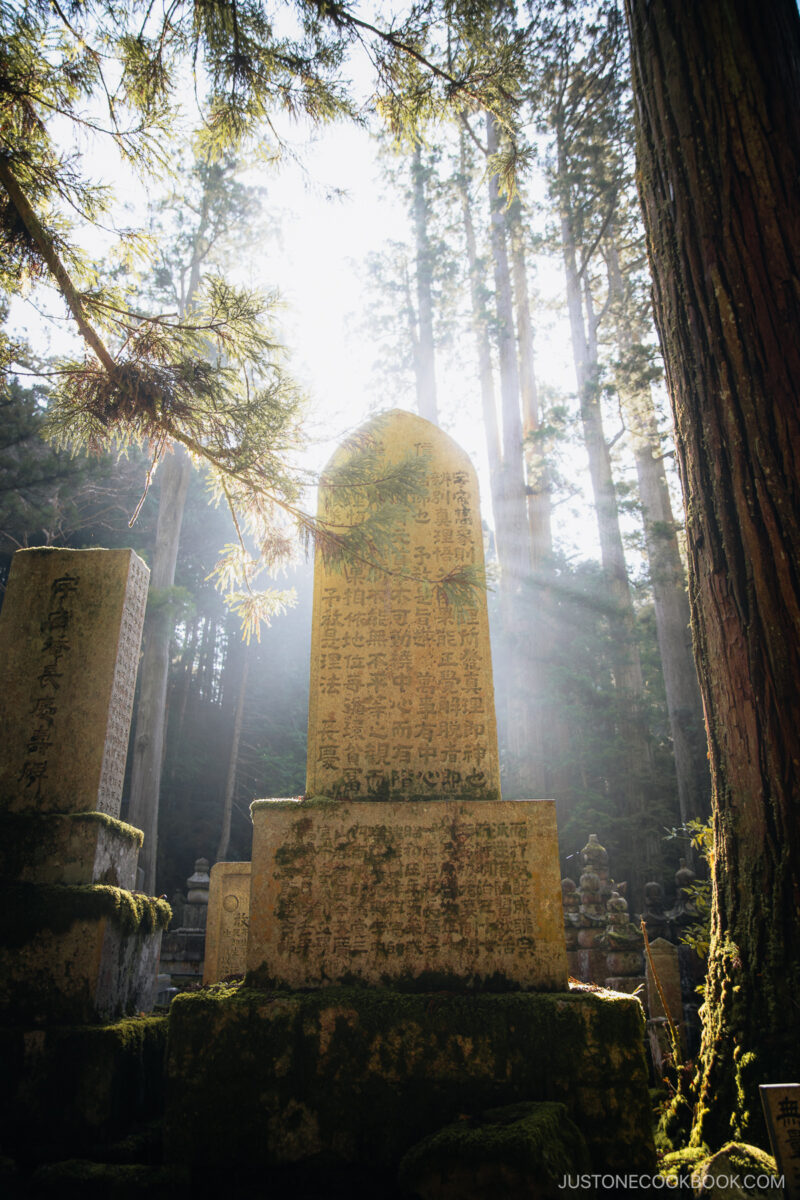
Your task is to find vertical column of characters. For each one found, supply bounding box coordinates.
[18,572,79,804]
[98,556,149,815]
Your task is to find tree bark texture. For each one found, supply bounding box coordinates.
[410,144,439,425]
[127,447,192,892]
[626,0,800,1146]
[457,132,504,542]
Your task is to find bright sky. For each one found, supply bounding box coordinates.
[8,71,682,575]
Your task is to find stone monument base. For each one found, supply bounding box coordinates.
[248,797,568,992]
[0,882,170,1024]
[164,984,655,1175]
[0,811,142,889]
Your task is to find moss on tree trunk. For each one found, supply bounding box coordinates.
[625,0,800,1148]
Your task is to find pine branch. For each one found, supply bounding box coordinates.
[0,158,117,375]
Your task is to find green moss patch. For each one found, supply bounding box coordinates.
[0,882,170,949]
[165,985,654,1174]
[398,1101,590,1197]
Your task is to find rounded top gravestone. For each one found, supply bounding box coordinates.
[306,409,500,802]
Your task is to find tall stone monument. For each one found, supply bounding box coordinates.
[247,411,568,992]
[306,408,499,801]
[0,548,170,1023]
[165,414,655,1179]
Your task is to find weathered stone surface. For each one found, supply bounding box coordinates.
[692,1142,782,1199]
[203,862,251,984]
[247,797,567,992]
[0,1016,167,1159]
[397,1102,591,1200]
[761,1084,800,1199]
[0,548,149,817]
[306,409,499,801]
[605,974,646,996]
[645,936,684,1024]
[0,812,142,889]
[164,985,655,1173]
[0,883,170,1024]
[158,928,206,985]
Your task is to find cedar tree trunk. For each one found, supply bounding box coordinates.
[127,447,191,892]
[410,143,439,425]
[626,0,800,1147]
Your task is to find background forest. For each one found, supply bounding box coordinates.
[0,1,710,906]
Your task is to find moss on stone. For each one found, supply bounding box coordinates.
[164,985,654,1174]
[697,1141,779,1174]
[0,882,170,949]
[0,812,143,881]
[398,1100,591,1194]
[659,1145,710,1180]
[72,812,144,846]
[1,1017,168,1159]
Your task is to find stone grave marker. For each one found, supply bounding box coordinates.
[306,408,500,801]
[0,547,169,1024]
[0,547,149,817]
[203,861,251,984]
[247,411,568,993]
[761,1083,800,1199]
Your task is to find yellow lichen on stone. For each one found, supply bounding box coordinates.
[306,409,499,801]
[0,548,149,818]
[247,797,568,991]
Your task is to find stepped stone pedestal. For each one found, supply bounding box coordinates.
[0,548,169,1025]
[165,412,655,1180]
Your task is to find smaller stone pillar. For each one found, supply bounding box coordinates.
[0,548,169,1025]
[184,858,211,930]
[575,864,607,983]
[645,936,687,1076]
[203,861,251,984]
[641,880,672,942]
[666,859,699,937]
